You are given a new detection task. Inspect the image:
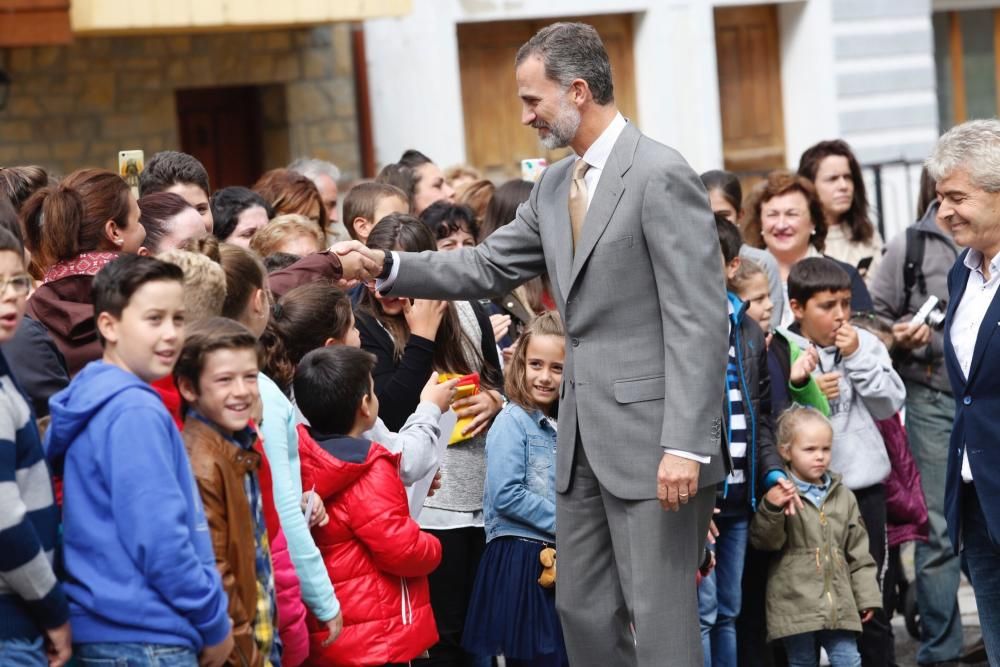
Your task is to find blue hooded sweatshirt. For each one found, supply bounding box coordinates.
[45,361,230,649]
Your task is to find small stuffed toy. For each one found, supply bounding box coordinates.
[538,547,557,588]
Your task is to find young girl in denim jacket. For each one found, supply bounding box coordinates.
[463,312,568,667]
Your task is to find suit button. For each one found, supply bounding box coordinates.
[571,338,580,347]
[963,396,972,405]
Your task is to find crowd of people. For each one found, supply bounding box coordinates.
[1,20,999,667]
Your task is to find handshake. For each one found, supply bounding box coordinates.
[329,241,387,286]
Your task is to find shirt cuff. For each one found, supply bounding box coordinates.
[374,251,401,292]
[764,469,788,490]
[663,448,711,464]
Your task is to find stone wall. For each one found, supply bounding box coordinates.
[0,24,360,179]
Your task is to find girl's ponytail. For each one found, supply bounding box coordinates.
[259,281,352,394]
[21,184,85,266]
[259,307,296,394]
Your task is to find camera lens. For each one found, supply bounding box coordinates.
[927,309,947,330]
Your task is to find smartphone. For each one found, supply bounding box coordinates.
[856,256,874,276]
[118,149,145,199]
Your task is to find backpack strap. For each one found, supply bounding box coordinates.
[902,226,927,313]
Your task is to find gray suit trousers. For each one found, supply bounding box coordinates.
[556,437,715,667]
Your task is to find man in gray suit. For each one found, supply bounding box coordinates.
[364,22,728,666]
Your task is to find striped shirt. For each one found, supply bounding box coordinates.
[231,428,281,666]
[722,342,748,511]
[0,352,69,639]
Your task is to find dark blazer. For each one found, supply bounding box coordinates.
[355,301,502,431]
[943,249,1000,550]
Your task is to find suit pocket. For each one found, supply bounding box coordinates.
[613,375,665,403]
[592,235,633,256]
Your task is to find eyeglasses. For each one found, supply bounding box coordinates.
[0,274,32,296]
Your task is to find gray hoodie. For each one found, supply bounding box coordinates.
[782,328,906,489]
[869,201,960,393]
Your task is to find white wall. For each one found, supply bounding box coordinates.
[363,1,466,168]
[363,0,730,171]
[779,1,839,167]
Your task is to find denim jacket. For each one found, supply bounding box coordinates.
[483,403,557,543]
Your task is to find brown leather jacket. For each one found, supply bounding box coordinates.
[183,416,265,667]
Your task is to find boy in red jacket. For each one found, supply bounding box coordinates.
[295,345,441,667]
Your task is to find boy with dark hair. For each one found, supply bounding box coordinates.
[174,317,279,667]
[342,182,409,243]
[295,346,442,666]
[784,256,905,664]
[0,226,71,666]
[715,212,744,278]
[700,216,789,666]
[139,151,213,231]
[46,255,233,667]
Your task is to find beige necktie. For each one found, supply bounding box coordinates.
[569,159,591,249]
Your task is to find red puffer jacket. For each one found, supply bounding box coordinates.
[299,428,441,666]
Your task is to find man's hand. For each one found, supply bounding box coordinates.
[789,345,819,387]
[322,612,344,647]
[199,631,234,667]
[891,321,932,350]
[834,321,860,357]
[331,241,382,283]
[44,621,72,667]
[816,372,841,401]
[861,609,875,623]
[657,452,700,512]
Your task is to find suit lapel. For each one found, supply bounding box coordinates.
[552,163,574,301]
[943,257,968,384]
[568,123,639,290]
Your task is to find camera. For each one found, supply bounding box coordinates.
[911,295,947,331]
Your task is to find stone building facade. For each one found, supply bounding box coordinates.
[0,24,360,181]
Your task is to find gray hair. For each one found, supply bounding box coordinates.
[515,22,614,106]
[925,119,1000,192]
[288,157,341,183]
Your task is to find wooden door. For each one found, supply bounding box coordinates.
[457,14,637,179]
[176,86,264,190]
[714,5,786,172]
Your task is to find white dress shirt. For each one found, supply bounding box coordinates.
[949,248,1000,482]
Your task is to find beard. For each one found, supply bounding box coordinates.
[536,97,581,150]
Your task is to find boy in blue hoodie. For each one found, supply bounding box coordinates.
[45,255,233,667]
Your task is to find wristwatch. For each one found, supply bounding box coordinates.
[378,249,393,280]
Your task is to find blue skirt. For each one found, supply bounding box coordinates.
[462,536,568,662]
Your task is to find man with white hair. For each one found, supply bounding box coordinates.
[288,157,348,242]
[926,118,1000,665]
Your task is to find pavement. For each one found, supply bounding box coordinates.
[891,544,987,667]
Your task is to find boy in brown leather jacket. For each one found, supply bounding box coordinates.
[176,317,278,667]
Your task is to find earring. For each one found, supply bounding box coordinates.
[810,228,817,236]
[115,238,124,246]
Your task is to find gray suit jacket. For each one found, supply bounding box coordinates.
[389,122,729,499]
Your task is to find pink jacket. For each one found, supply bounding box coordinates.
[878,414,929,547]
